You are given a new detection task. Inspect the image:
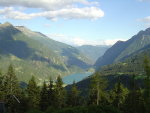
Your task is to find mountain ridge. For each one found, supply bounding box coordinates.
[95,27,150,69]
[0,22,91,82]
[77,45,110,64]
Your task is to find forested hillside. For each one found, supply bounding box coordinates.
[0,57,149,113]
[95,27,150,69]
[0,22,91,82]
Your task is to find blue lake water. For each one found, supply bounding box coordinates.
[63,72,93,84]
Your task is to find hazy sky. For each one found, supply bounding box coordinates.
[0,0,150,46]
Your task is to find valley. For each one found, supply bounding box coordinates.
[1,22,150,86]
[0,1,150,112]
[0,22,93,82]
[0,0,150,113]
[0,22,150,113]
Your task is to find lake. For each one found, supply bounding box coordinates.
[62,72,93,85]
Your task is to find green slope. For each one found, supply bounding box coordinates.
[100,46,150,76]
[66,46,150,95]
[0,22,91,82]
[95,27,150,69]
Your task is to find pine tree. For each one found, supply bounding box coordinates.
[112,77,128,109]
[89,72,107,105]
[124,75,145,113]
[54,76,66,108]
[126,75,137,113]
[143,57,150,113]
[0,71,4,101]
[39,81,49,111]
[3,64,21,113]
[47,77,54,106]
[26,76,40,110]
[67,81,80,107]
[17,90,29,113]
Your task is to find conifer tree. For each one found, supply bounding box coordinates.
[18,90,29,113]
[89,72,107,105]
[39,81,49,111]
[112,77,128,110]
[54,76,66,108]
[124,75,145,113]
[143,57,150,113]
[3,64,21,113]
[47,77,54,106]
[0,73,4,101]
[26,76,40,110]
[67,81,80,107]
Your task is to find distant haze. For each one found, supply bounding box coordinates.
[77,45,111,64]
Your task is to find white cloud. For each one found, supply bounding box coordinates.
[47,33,126,46]
[0,7,104,20]
[0,0,104,20]
[0,0,99,10]
[43,24,51,27]
[141,16,150,23]
[103,39,126,45]
[139,16,150,27]
[0,7,34,19]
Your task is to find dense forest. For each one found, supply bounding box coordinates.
[0,57,150,113]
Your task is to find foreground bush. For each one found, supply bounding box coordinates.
[27,109,44,113]
[50,105,122,113]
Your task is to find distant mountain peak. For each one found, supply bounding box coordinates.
[0,22,13,29]
[115,40,125,44]
[0,22,91,82]
[2,22,13,27]
[145,27,150,33]
[95,27,150,69]
[15,26,31,32]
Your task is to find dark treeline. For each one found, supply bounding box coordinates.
[0,57,150,113]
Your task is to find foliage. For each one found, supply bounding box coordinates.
[53,76,66,108]
[47,77,54,107]
[27,109,44,113]
[143,57,150,113]
[123,75,145,113]
[53,105,122,113]
[39,81,49,111]
[67,81,80,107]
[0,58,149,113]
[111,77,129,109]
[26,76,40,110]
[45,106,56,113]
[88,72,108,105]
[3,64,21,113]
[0,74,5,101]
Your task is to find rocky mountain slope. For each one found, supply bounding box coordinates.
[0,22,91,82]
[95,27,150,69]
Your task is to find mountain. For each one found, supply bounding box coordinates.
[99,45,150,76]
[95,27,150,69]
[77,45,110,64]
[66,45,149,95]
[0,22,91,82]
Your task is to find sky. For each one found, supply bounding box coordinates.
[0,0,150,46]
